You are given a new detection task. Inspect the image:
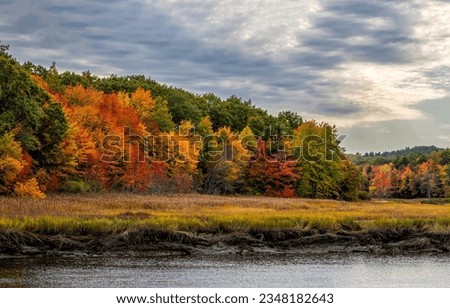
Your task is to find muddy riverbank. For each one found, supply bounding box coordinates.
[1,228,450,257]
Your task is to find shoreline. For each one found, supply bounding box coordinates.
[1,228,450,257]
[2,194,450,257]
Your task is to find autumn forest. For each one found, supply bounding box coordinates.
[1,47,449,201]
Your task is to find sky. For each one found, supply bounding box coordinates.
[1,0,449,153]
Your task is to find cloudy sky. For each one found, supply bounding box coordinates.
[1,0,449,153]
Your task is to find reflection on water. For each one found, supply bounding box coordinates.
[0,254,449,288]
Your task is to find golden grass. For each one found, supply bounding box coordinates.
[0,193,450,233]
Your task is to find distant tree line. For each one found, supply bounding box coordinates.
[348,146,442,166]
[354,149,450,199]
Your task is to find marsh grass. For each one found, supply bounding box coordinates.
[1,194,450,234]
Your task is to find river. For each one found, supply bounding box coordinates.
[1,254,449,288]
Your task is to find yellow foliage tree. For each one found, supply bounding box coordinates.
[0,132,25,194]
[64,84,103,106]
[14,178,46,199]
[197,116,214,137]
[237,125,257,162]
[172,120,201,173]
[130,87,155,128]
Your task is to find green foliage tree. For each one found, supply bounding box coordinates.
[275,111,303,136]
[196,116,214,137]
[32,101,68,168]
[151,98,175,132]
[0,51,49,151]
[293,121,354,199]
[437,149,450,165]
[0,42,9,53]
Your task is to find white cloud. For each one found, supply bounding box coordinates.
[139,0,450,127]
[311,1,450,126]
[438,135,450,142]
[413,1,450,66]
[321,62,447,127]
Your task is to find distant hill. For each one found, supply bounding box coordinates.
[348,146,444,165]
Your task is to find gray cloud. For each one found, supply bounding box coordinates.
[319,102,363,116]
[1,0,449,151]
[0,0,14,5]
[11,13,43,34]
[324,0,392,17]
[300,1,415,65]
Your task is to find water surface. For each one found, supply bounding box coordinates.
[1,254,449,288]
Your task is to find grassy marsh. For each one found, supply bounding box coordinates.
[1,194,450,235]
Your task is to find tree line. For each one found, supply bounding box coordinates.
[358,149,450,199]
[1,48,447,200]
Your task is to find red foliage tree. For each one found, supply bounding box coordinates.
[247,141,300,198]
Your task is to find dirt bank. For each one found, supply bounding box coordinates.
[1,228,450,257]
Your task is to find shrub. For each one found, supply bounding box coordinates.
[14,178,46,199]
[445,187,450,198]
[357,191,371,201]
[421,199,450,205]
[61,179,91,193]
